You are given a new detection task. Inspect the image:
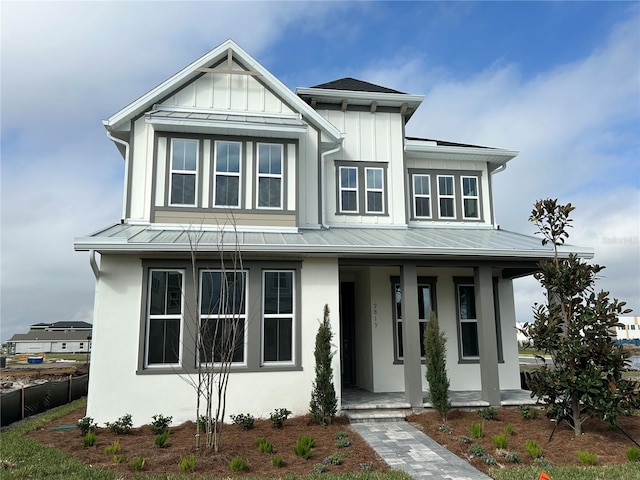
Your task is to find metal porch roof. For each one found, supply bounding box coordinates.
[74,224,592,261]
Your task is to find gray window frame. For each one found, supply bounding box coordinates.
[169,138,199,207]
[138,260,302,375]
[261,269,296,365]
[390,276,437,364]
[453,276,503,364]
[409,169,483,222]
[335,161,389,216]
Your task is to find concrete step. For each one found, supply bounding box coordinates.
[346,409,408,423]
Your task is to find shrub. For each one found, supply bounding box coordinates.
[424,311,451,422]
[503,451,520,463]
[334,431,349,440]
[154,430,170,448]
[104,440,121,456]
[105,414,133,435]
[270,408,291,428]
[150,414,172,434]
[197,415,211,431]
[313,463,328,474]
[230,455,248,472]
[271,454,285,468]
[457,435,472,444]
[525,439,542,458]
[470,421,483,438]
[112,454,125,464]
[468,444,486,457]
[129,456,145,471]
[476,406,498,420]
[335,437,352,448]
[438,424,452,434]
[294,435,315,459]
[481,453,497,465]
[504,423,515,436]
[256,436,273,453]
[359,461,377,471]
[178,453,196,473]
[82,431,96,447]
[533,457,552,468]
[323,453,343,465]
[231,413,255,431]
[518,404,538,420]
[626,446,640,462]
[492,434,508,449]
[77,416,97,435]
[578,450,598,465]
[309,305,338,426]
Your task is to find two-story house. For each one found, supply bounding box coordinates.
[75,40,591,426]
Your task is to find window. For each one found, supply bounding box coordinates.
[365,167,384,213]
[214,141,242,207]
[457,284,479,359]
[392,277,436,361]
[146,270,183,365]
[413,174,431,218]
[437,175,455,219]
[339,166,358,212]
[199,270,247,364]
[170,139,198,206]
[461,176,480,219]
[257,143,283,209]
[62,342,67,350]
[263,271,294,363]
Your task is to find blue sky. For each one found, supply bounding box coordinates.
[1,1,639,342]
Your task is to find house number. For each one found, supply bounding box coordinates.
[373,303,378,328]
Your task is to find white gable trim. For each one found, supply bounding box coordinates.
[103,40,342,142]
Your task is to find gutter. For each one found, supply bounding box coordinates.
[320,140,344,229]
[105,130,131,222]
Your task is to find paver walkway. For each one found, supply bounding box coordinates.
[352,421,492,480]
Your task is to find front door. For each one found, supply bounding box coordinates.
[339,282,356,385]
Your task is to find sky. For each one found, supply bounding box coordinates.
[1,1,639,342]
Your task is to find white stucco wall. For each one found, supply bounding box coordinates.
[87,255,340,427]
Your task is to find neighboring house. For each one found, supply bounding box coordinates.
[615,316,640,341]
[6,322,92,354]
[74,40,591,426]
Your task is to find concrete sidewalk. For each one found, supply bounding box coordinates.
[352,421,492,480]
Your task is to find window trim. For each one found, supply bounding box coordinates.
[364,167,385,214]
[199,269,248,367]
[256,142,284,210]
[412,173,432,219]
[461,175,480,220]
[169,138,198,207]
[213,140,243,208]
[335,161,389,216]
[145,268,185,368]
[390,276,438,364]
[261,269,296,366]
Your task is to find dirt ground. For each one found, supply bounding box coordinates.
[28,404,640,478]
[408,407,640,476]
[29,409,387,478]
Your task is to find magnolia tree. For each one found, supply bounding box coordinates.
[521,199,640,437]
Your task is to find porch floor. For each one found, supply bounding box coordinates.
[341,386,537,410]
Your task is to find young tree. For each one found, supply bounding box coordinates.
[309,304,337,426]
[424,310,451,422]
[521,199,640,436]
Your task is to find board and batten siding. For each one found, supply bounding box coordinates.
[320,110,406,226]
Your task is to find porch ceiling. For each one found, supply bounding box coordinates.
[74,224,592,262]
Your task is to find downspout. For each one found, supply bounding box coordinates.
[89,250,100,280]
[320,139,344,229]
[106,131,131,222]
[490,162,507,228]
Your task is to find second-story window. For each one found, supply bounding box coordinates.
[170,139,198,206]
[214,141,242,208]
[365,167,384,213]
[257,143,283,209]
[461,176,480,219]
[413,174,431,218]
[339,166,359,213]
[437,175,455,219]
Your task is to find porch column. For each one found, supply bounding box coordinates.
[474,266,501,405]
[400,263,423,407]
